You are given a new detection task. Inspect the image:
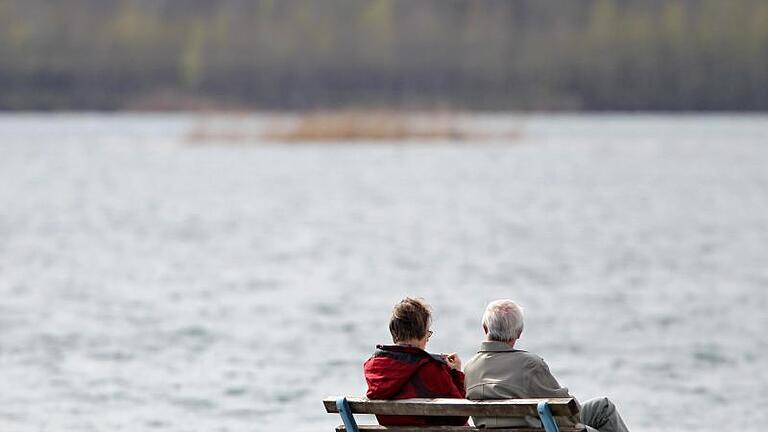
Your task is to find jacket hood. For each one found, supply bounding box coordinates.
[364,345,443,399]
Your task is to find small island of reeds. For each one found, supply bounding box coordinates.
[186,111,520,144]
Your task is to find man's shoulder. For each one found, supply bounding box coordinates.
[465,348,546,375]
[515,351,547,365]
[512,351,555,374]
[478,348,545,363]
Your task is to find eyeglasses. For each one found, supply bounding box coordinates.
[427,330,434,338]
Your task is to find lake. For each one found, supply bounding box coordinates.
[1,113,767,431]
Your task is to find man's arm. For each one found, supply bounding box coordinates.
[526,357,584,428]
[527,357,580,409]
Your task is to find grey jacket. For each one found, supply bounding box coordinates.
[464,341,581,429]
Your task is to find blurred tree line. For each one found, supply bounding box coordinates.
[1,0,767,110]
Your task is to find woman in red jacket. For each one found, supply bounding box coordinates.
[363,297,468,426]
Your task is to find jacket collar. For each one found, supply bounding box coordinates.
[376,344,428,355]
[478,340,523,353]
[375,344,447,364]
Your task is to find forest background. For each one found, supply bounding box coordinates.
[1,0,767,111]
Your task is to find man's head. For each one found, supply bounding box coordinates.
[482,299,524,343]
[389,297,432,346]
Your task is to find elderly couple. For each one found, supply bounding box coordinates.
[363,298,629,432]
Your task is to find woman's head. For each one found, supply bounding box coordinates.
[389,297,432,347]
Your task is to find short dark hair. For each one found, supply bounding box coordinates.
[389,297,431,343]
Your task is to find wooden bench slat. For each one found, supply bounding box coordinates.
[324,397,579,417]
[336,426,586,432]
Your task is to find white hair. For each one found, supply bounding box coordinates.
[482,299,524,342]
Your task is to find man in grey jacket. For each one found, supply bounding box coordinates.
[463,299,629,432]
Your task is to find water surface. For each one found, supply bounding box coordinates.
[1,113,767,431]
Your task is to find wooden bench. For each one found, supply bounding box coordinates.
[323,397,586,432]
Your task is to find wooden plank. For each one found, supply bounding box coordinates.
[323,397,579,417]
[335,425,587,432]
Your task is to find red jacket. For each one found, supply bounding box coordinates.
[363,344,468,426]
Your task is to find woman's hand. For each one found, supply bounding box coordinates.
[443,352,462,370]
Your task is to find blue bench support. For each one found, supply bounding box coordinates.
[537,401,560,432]
[336,397,360,432]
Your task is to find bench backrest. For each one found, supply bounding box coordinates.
[324,397,578,417]
[324,397,582,432]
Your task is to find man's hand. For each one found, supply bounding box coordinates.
[443,352,462,371]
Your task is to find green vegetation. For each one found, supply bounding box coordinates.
[1,0,767,110]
